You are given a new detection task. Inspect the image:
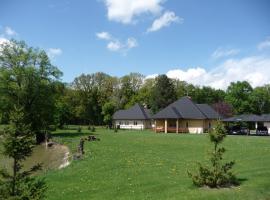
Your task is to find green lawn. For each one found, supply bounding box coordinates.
[41,128,270,200]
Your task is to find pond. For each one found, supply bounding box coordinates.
[0,143,71,173]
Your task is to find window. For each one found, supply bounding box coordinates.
[134,121,138,125]
[186,122,189,128]
[125,121,129,125]
[119,121,122,125]
[209,122,212,129]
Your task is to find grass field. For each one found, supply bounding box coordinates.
[39,128,270,200]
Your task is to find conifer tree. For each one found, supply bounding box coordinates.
[188,122,238,188]
[0,106,46,199]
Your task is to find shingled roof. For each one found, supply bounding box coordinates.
[113,104,151,120]
[222,114,270,122]
[152,96,221,119]
[261,114,270,122]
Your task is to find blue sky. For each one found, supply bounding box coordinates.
[0,0,270,89]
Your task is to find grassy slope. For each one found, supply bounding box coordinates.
[43,128,270,200]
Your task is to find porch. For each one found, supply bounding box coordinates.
[154,119,212,134]
[154,119,189,133]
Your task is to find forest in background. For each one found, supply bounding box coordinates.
[1,40,270,130]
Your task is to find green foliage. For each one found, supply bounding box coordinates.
[91,127,96,132]
[249,85,270,114]
[77,126,82,133]
[225,81,253,114]
[101,101,116,126]
[150,75,177,113]
[188,122,238,188]
[0,40,62,143]
[0,107,46,199]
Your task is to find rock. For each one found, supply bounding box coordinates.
[73,153,82,160]
[87,135,100,141]
[47,142,57,147]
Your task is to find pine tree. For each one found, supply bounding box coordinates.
[188,122,239,188]
[0,106,46,199]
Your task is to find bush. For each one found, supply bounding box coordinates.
[91,126,96,132]
[188,122,239,188]
[88,125,91,130]
[114,127,118,133]
[77,126,82,133]
[48,125,57,131]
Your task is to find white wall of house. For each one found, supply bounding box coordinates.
[264,122,270,133]
[115,120,151,130]
[181,120,204,134]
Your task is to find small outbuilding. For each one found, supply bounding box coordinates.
[152,96,222,134]
[113,104,152,130]
[223,114,270,133]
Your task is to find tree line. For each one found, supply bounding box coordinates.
[1,40,270,140]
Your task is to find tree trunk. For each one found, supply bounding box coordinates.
[12,158,17,196]
[36,132,46,144]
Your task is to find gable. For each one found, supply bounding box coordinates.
[152,96,220,120]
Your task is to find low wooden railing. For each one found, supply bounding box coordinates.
[154,127,189,133]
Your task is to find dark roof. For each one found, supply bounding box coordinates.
[222,114,263,122]
[197,104,222,119]
[261,114,270,122]
[152,96,221,119]
[113,104,151,120]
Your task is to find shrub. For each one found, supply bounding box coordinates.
[114,127,118,133]
[188,121,239,188]
[77,126,82,133]
[91,127,96,132]
[48,125,56,131]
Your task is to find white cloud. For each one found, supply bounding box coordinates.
[147,11,182,32]
[47,48,62,59]
[166,67,207,82]
[96,31,138,53]
[257,37,270,50]
[146,56,270,90]
[104,0,163,24]
[107,37,138,52]
[96,32,112,40]
[4,26,17,36]
[107,40,122,51]
[126,37,138,48]
[0,37,11,55]
[211,47,240,59]
[0,37,9,45]
[145,73,158,79]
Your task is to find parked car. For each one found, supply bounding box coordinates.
[227,125,250,135]
[256,126,269,135]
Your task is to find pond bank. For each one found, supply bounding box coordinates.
[0,142,71,173]
[25,143,71,171]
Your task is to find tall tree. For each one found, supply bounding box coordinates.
[101,101,116,127]
[249,85,270,114]
[0,40,62,143]
[150,75,177,113]
[126,78,155,108]
[192,86,225,104]
[118,73,144,109]
[225,81,253,114]
[174,80,196,98]
[0,106,46,199]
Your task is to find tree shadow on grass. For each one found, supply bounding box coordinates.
[52,132,99,138]
[237,177,248,185]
